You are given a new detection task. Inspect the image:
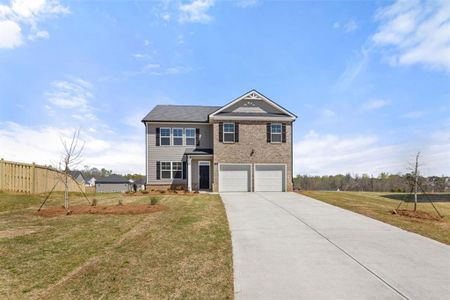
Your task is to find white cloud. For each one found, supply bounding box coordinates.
[0,20,22,48]
[0,0,69,49]
[294,130,406,176]
[28,30,49,40]
[362,99,390,110]
[178,0,214,23]
[45,78,97,121]
[343,19,358,32]
[0,122,144,174]
[294,128,450,176]
[334,47,371,91]
[372,0,450,72]
[235,0,259,8]
[333,19,359,32]
[321,109,336,118]
[401,110,425,118]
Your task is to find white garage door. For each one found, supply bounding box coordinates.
[255,164,285,192]
[219,164,251,192]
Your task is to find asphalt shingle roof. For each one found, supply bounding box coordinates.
[95,174,130,184]
[142,105,221,123]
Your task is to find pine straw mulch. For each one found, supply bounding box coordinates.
[392,209,442,221]
[35,204,167,218]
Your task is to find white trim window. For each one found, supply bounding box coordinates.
[161,162,171,179]
[160,128,171,146]
[185,128,196,146]
[172,162,182,179]
[172,128,183,146]
[270,123,282,143]
[223,123,235,143]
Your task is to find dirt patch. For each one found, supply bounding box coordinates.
[35,204,167,218]
[0,227,43,239]
[393,209,442,221]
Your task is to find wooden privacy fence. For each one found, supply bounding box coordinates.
[0,159,85,194]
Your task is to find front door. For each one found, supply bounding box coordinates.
[199,162,210,190]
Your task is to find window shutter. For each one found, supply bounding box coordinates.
[182,161,187,179]
[156,128,160,146]
[266,123,271,143]
[235,123,239,142]
[219,122,223,142]
[196,128,200,147]
[156,161,160,180]
[282,124,287,143]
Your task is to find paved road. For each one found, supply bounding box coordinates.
[221,192,450,299]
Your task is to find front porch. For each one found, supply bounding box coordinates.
[186,149,214,192]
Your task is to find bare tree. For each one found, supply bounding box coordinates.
[413,152,420,211]
[60,128,85,210]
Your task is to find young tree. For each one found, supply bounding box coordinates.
[60,129,85,210]
[412,152,420,211]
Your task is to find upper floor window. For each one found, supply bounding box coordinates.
[270,123,282,143]
[223,123,235,143]
[160,128,171,146]
[172,128,183,146]
[185,128,196,146]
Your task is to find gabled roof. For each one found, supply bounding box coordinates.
[69,170,85,180]
[95,174,130,184]
[209,90,297,119]
[141,90,296,123]
[142,105,221,123]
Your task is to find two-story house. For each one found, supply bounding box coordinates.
[142,90,297,192]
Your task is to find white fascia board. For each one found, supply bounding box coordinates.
[210,116,295,122]
[209,90,297,119]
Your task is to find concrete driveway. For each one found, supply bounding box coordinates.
[221,192,450,299]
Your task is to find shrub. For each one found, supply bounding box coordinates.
[150,196,159,205]
[118,199,123,206]
[160,190,166,194]
[141,190,149,194]
[91,198,97,207]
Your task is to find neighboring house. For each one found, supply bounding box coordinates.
[87,177,97,187]
[131,178,146,192]
[142,90,297,192]
[69,171,86,185]
[95,174,132,193]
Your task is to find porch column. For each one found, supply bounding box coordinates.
[187,157,192,192]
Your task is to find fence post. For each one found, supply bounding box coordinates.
[31,162,36,194]
[0,158,4,191]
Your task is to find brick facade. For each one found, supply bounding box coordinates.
[212,120,293,192]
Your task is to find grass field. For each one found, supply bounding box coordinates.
[0,191,233,299]
[301,191,450,246]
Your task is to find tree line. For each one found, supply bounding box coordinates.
[294,173,450,193]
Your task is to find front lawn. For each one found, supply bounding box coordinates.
[0,191,233,299]
[301,191,450,246]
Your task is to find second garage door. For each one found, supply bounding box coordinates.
[219,164,251,192]
[255,164,286,192]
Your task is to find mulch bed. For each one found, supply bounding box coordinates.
[125,192,199,196]
[392,209,442,221]
[35,204,167,218]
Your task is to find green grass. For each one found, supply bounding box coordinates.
[301,191,450,246]
[0,191,233,299]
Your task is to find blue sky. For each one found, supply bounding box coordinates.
[1,0,449,176]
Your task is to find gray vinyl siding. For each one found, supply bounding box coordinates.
[96,183,131,193]
[146,123,213,185]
